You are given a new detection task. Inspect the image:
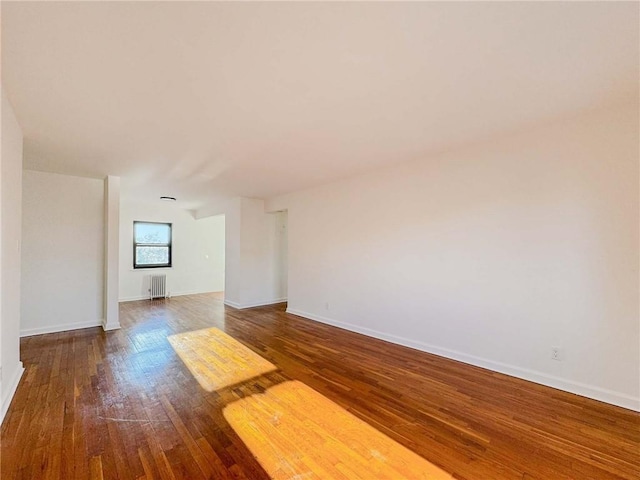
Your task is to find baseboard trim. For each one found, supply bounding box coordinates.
[119,290,223,302]
[119,295,147,302]
[286,308,640,412]
[225,298,287,309]
[223,299,242,308]
[1,363,25,425]
[20,319,103,337]
[102,319,121,331]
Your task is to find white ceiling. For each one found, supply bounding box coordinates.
[2,2,638,211]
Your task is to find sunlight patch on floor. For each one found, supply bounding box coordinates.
[168,328,277,391]
[223,380,453,480]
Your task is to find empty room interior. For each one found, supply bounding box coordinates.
[1,2,639,479]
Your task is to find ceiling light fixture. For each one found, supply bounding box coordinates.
[160,196,177,202]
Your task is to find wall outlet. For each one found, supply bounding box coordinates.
[551,346,562,361]
[0,366,3,381]
[325,302,330,310]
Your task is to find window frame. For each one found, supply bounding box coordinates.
[133,221,173,269]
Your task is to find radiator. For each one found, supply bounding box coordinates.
[150,274,167,300]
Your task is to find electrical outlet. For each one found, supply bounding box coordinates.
[551,346,562,361]
[325,302,330,310]
[0,366,3,381]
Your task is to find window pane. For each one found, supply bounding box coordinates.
[136,246,169,266]
[135,223,171,244]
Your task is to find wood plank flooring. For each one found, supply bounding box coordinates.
[1,293,638,479]
[224,379,453,480]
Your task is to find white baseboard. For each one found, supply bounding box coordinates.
[223,299,242,308]
[224,298,287,309]
[20,319,103,337]
[102,319,121,331]
[1,363,24,425]
[119,296,144,302]
[119,289,223,302]
[286,308,640,412]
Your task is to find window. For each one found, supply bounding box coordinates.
[134,221,172,268]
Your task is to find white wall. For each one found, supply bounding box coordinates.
[1,89,25,422]
[21,170,105,336]
[223,198,287,309]
[275,211,288,299]
[119,200,225,301]
[267,104,639,411]
[103,176,121,330]
[223,198,242,305]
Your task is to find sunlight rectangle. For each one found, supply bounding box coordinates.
[168,328,276,391]
[223,380,453,479]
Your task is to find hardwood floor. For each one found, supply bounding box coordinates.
[1,293,638,479]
